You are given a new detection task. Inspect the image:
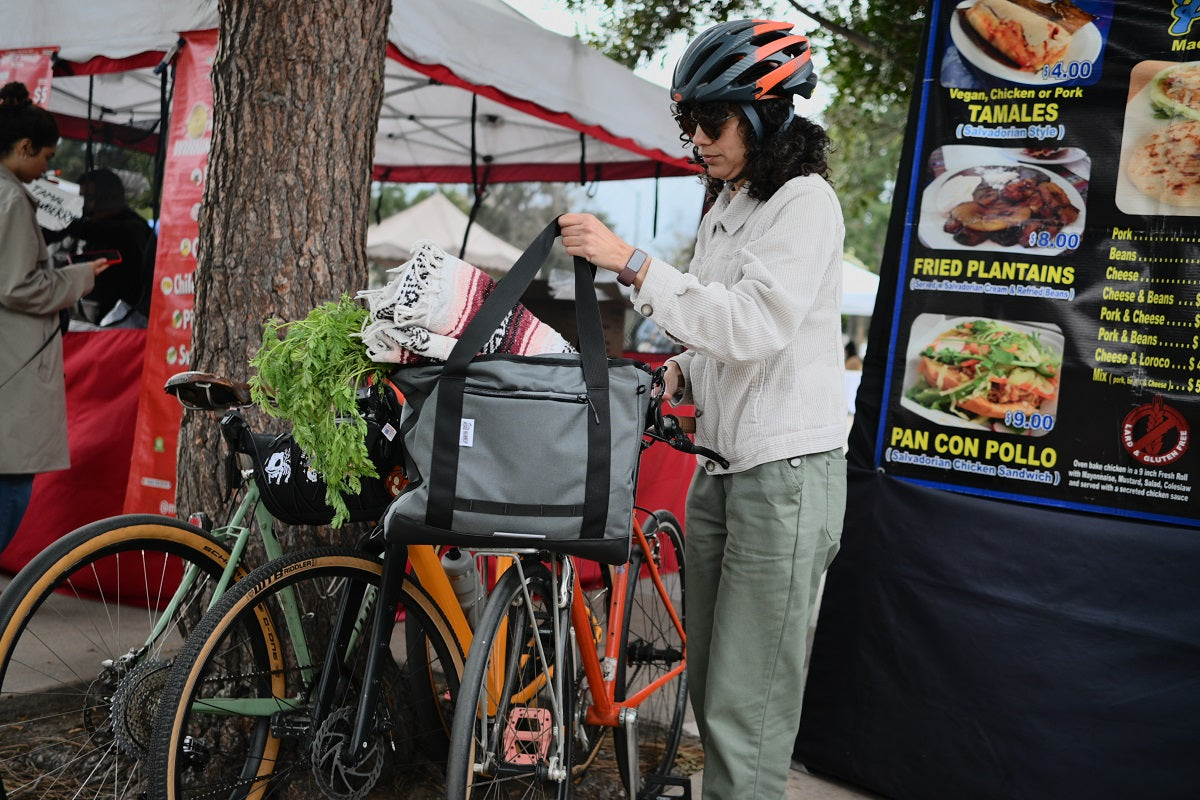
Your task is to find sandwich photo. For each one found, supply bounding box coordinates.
[903,316,1063,433]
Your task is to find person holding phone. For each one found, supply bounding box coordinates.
[0,81,110,554]
[60,167,155,326]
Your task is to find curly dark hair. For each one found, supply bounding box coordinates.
[0,82,59,157]
[678,97,832,203]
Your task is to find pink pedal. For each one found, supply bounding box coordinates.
[501,706,554,765]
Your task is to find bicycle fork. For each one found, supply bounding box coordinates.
[310,544,405,768]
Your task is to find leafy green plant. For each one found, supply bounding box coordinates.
[249,295,387,526]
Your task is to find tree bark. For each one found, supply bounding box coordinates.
[177,0,391,550]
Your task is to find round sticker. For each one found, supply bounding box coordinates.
[1121,396,1190,466]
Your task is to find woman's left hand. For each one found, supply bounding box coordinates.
[558,213,635,274]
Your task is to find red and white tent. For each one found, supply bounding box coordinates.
[0,0,699,578]
[3,0,694,182]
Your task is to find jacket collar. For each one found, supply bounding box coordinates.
[0,164,34,206]
[709,183,758,237]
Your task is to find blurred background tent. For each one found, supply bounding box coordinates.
[4,0,694,189]
[841,255,880,317]
[0,0,696,577]
[367,192,525,279]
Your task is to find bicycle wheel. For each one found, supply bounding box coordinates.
[447,560,572,800]
[150,546,464,800]
[0,514,234,800]
[614,510,688,797]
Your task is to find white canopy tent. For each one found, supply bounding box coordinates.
[2,0,694,183]
[842,257,880,317]
[367,192,524,273]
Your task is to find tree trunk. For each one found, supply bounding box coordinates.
[177,0,391,550]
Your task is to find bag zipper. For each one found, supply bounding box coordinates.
[463,386,589,403]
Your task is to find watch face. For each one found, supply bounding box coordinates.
[619,250,648,286]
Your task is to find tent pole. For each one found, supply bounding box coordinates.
[653,163,662,239]
[462,96,490,260]
[461,164,491,261]
[578,132,586,185]
[85,76,95,171]
[149,48,179,224]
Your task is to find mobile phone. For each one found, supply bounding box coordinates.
[69,250,123,265]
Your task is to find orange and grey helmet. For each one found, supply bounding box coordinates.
[670,19,817,106]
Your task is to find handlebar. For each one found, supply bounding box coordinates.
[644,366,729,469]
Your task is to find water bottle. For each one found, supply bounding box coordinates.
[441,547,484,629]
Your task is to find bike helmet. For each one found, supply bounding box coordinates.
[671,19,816,144]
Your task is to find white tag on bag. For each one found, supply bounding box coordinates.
[460,419,475,447]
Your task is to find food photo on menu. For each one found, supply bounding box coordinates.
[900,314,1064,437]
[1116,60,1200,216]
[940,0,1114,88]
[918,143,1089,255]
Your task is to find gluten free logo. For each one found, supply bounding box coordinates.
[1121,395,1190,466]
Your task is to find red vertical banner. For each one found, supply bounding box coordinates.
[123,30,216,516]
[0,47,55,107]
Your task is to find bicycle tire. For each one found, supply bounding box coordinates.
[0,514,235,800]
[149,546,464,800]
[613,510,688,797]
[447,560,572,800]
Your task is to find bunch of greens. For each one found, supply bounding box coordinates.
[249,295,387,526]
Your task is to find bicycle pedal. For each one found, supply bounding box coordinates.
[501,706,554,764]
[640,773,692,800]
[270,708,313,738]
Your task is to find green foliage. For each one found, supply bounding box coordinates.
[561,0,759,68]
[248,296,388,526]
[53,140,158,217]
[815,0,926,268]
[368,183,440,222]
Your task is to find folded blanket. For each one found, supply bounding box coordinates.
[357,241,575,364]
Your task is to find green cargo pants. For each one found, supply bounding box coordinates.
[685,449,846,800]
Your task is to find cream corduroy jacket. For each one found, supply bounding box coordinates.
[631,174,846,474]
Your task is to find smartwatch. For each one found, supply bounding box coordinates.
[617,249,649,287]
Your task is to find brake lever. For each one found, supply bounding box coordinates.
[668,432,730,470]
[646,364,729,469]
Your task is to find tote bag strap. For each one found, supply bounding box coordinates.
[425,217,612,538]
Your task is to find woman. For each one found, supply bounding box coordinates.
[0,82,109,553]
[560,19,847,799]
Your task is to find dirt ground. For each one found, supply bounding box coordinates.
[354,730,703,799]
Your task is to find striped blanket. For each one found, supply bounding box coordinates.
[356,241,574,364]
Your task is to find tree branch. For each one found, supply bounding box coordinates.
[784,1,886,58]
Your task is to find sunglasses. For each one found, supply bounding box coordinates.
[674,108,738,140]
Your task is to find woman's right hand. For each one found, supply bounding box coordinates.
[89,258,112,276]
[661,360,684,404]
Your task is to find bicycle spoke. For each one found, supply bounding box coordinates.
[0,517,229,799]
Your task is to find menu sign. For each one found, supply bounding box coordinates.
[876,0,1198,526]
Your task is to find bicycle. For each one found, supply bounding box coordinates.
[0,372,465,800]
[148,366,719,800]
[144,504,610,800]
[445,367,727,800]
